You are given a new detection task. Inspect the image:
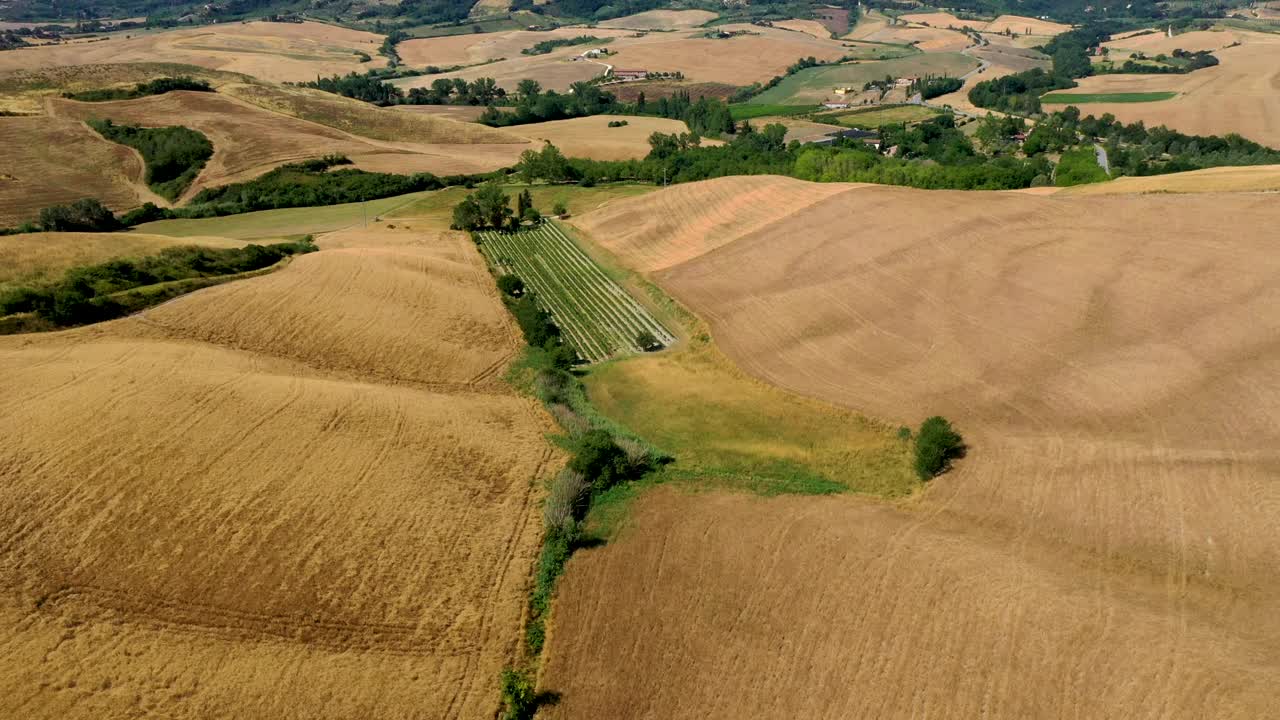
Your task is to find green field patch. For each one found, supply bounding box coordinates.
[814,103,942,128]
[477,221,674,362]
[1041,91,1177,103]
[135,190,436,240]
[749,53,979,105]
[729,103,822,120]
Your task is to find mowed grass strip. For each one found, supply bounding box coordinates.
[477,222,673,362]
[1041,91,1178,103]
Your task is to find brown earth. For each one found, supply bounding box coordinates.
[1045,30,1280,147]
[0,226,555,719]
[544,177,1280,717]
[0,21,388,83]
[0,115,164,226]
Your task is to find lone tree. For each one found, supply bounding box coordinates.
[913,416,964,480]
[496,274,524,297]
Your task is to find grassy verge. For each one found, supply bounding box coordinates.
[1041,91,1177,103]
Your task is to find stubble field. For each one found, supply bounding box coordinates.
[0,225,556,718]
[540,177,1280,717]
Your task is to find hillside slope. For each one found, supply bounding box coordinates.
[544,178,1280,718]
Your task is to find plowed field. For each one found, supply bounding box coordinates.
[0,227,555,718]
[543,178,1280,717]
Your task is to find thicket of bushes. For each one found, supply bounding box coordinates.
[0,239,316,330]
[522,35,604,55]
[88,119,213,201]
[913,416,964,480]
[62,76,212,102]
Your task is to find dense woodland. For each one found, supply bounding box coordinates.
[63,76,212,102]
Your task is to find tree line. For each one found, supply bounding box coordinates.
[62,76,212,102]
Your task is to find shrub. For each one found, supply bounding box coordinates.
[88,119,213,201]
[496,274,525,297]
[499,667,536,720]
[570,429,643,493]
[39,198,121,232]
[544,468,589,533]
[914,416,964,480]
[635,329,662,351]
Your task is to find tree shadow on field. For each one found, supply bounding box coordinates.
[535,690,562,709]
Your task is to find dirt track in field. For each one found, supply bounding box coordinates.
[543,177,1280,718]
[0,227,554,718]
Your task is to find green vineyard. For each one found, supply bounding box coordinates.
[476,222,675,362]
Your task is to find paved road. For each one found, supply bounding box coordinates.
[1094,143,1111,175]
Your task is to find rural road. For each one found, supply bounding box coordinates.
[1094,143,1111,175]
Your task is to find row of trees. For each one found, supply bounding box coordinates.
[299,72,509,106]
[62,76,212,102]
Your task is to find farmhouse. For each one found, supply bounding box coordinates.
[611,69,649,81]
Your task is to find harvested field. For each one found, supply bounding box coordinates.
[0,227,555,718]
[569,176,856,272]
[597,9,717,30]
[0,62,247,114]
[387,184,657,230]
[394,104,494,122]
[754,116,846,143]
[395,52,606,93]
[813,7,851,36]
[0,115,161,226]
[816,103,941,128]
[0,21,389,83]
[859,23,973,52]
[543,177,1280,717]
[605,80,737,103]
[398,28,635,68]
[900,11,974,28]
[1043,33,1280,147]
[983,14,1072,36]
[1059,163,1280,194]
[845,8,891,39]
[514,115,713,160]
[599,25,851,85]
[219,83,523,144]
[774,19,833,39]
[1102,28,1246,56]
[0,231,244,288]
[47,91,528,201]
[749,53,979,105]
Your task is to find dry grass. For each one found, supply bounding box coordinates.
[398,28,635,68]
[859,22,974,51]
[0,227,556,718]
[1045,31,1280,146]
[773,19,833,39]
[900,11,974,28]
[0,116,159,226]
[0,231,245,288]
[0,21,388,83]
[542,177,1280,717]
[597,9,717,30]
[514,115,718,160]
[603,25,851,84]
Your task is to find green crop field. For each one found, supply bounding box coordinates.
[813,103,941,128]
[1041,91,1178,104]
[477,221,674,362]
[749,53,979,105]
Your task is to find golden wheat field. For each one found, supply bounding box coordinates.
[541,177,1280,717]
[0,21,388,83]
[0,226,556,719]
[1045,30,1280,146]
[596,9,717,30]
